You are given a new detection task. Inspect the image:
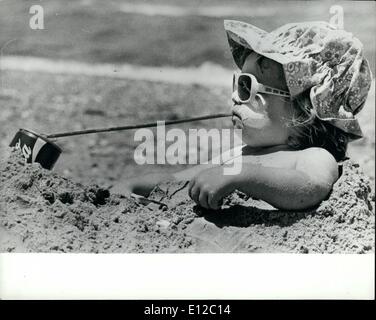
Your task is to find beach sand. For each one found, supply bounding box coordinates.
[1,150,374,253]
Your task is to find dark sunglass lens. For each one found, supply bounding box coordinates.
[238,75,252,101]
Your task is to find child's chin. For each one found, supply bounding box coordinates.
[242,138,261,147]
[241,129,267,147]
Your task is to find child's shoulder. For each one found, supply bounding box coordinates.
[296,147,337,164]
[295,147,339,182]
[243,145,337,162]
[241,146,338,174]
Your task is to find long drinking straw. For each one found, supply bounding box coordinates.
[46,113,232,139]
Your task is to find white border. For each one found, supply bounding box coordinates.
[0,253,374,300]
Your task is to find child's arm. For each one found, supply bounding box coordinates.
[111,163,218,196]
[111,144,240,196]
[189,148,338,210]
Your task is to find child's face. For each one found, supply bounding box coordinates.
[232,52,294,148]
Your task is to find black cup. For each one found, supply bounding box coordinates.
[9,129,62,170]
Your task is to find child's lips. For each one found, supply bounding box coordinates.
[232,110,242,120]
[232,110,243,128]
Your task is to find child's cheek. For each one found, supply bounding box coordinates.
[251,94,268,114]
[241,94,271,129]
[242,114,271,129]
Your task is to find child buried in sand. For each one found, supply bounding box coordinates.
[112,20,372,211]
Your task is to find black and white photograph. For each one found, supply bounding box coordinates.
[0,0,374,300]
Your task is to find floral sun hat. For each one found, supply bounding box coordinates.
[224,20,373,139]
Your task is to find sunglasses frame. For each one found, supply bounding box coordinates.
[233,72,290,103]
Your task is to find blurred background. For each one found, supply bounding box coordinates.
[0,0,374,187]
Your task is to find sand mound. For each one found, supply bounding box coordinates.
[0,150,374,253]
[0,151,193,253]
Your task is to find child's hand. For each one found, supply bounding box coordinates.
[188,166,236,210]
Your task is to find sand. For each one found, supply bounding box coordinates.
[0,150,374,253]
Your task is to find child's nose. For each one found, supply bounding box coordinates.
[231,91,241,105]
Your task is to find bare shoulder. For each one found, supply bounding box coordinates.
[297,147,337,165]
[296,147,339,183]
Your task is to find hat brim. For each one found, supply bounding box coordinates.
[224,20,289,69]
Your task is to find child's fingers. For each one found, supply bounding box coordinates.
[188,181,195,199]
[198,190,210,209]
[188,179,195,198]
[189,184,200,204]
[208,191,221,210]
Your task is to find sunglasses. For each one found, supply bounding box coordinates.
[232,72,290,103]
